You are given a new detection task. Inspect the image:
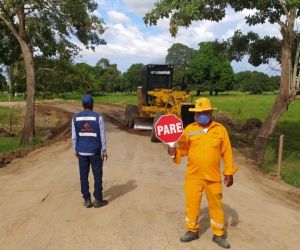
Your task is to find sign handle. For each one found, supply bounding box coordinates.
[167,142,176,158]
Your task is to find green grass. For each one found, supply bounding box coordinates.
[0,107,21,124]
[0,93,25,102]
[208,95,276,123]
[0,107,43,153]
[0,136,44,153]
[93,94,136,105]
[0,92,138,104]
[0,137,22,153]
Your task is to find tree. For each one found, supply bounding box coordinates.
[235,71,279,94]
[124,63,143,92]
[99,67,121,93]
[35,57,78,96]
[144,0,300,166]
[8,60,26,94]
[165,43,196,90]
[118,75,131,92]
[173,64,188,90]
[73,63,96,93]
[166,43,196,67]
[0,21,21,66]
[0,1,106,144]
[188,42,234,95]
[96,58,111,69]
[0,67,7,92]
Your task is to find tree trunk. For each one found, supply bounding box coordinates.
[20,41,36,145]
[196,90,201,96]
[0,12,36,145]
[252,31,291,166]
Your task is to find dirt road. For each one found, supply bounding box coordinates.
[0,103,300,250]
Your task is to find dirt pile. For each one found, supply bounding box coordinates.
[214,111,241,131]
[240,118,262,133]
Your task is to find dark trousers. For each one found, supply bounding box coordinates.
[78,154,103,201]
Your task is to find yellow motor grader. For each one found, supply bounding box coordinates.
[125,64,195,142]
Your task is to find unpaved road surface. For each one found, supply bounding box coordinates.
[0,103,300,250]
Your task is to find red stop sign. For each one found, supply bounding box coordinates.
[154,114,184,145]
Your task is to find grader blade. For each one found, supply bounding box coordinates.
[133,117,154,130]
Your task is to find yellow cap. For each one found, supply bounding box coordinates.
[189,97,216,112]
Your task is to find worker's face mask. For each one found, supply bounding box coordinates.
[196,113,211,125]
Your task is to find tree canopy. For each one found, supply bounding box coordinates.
[0,0,106,59]
[124,63,144,92]
[188,42,234,95]
[144,1,299,37]
[0,0,106,144]
[165,43,196,67]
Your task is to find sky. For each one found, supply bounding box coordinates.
[75,0,282,75]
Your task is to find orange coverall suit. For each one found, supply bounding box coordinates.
[174,121,238,236]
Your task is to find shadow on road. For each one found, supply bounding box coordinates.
[103,180,138,202]
[198,203,240,237]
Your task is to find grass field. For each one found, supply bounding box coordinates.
[93,94,136,105]
[0,136,44,153]
[0,137,23,153]
[0,93,24,102]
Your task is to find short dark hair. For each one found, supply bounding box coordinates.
[83,102,93,109]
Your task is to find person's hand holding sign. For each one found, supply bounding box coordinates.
[168,145,176,157]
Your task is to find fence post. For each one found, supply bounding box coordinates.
[8,92,12,133]
[277,134,284,178]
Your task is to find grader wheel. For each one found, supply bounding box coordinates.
[125,105,138,129]
[151,112,163,142]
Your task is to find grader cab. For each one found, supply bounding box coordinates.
[125,64,195,142]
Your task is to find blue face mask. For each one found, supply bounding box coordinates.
[196,114,211,125]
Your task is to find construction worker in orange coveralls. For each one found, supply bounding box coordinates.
[168,97,238,249]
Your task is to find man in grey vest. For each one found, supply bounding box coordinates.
[72,94,108,208]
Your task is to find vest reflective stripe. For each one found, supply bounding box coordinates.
[188,130,206,137]
[79,132,97,137]
[74,111,101,154]
[210,219,224,228]
[76,116,97,121]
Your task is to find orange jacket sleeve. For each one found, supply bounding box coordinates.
[173,128,189,164]
[221,128,238,176]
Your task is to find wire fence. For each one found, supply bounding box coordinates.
[258,134,300,188]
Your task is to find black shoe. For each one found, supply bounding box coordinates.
[84,199,92,208]
[93,199,108,208]
[180,231,199,243]
[212,235,230,249]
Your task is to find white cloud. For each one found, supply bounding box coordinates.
[76,3,282,73]
[123,0,156,16]
[77,17,218,70]
[108,10,130,23]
